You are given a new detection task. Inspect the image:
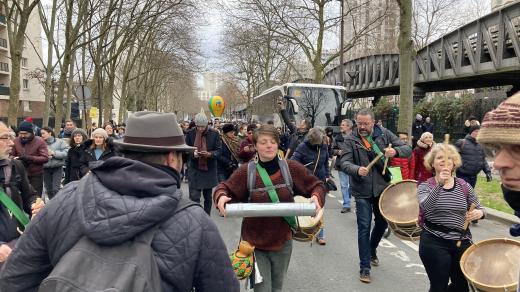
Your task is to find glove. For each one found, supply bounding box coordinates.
[486,173,492,182]
[18,155,32,163]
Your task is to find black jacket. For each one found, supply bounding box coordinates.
[0,157,239,291]
[64,144,86,184]
[456,135,491,176]
[339,126,412,198]
[185,128,221,189]
[79,139,117,177]
[216,136,238,180]
[0,159,38,245]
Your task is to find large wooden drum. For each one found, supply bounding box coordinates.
[460,238,520,292]
[378,180,422,241]
[292,196,323,242]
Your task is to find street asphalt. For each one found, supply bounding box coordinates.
[179,173,517,292]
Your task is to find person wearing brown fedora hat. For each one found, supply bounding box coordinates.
[0,112,240,292]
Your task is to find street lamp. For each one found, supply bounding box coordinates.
[336,0,345,87]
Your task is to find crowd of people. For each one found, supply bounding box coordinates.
[0,92,518,292]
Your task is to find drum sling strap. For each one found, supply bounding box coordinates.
[0,162,30,227]
[255,163,298,230]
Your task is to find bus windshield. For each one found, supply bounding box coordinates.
[287,86,344,128]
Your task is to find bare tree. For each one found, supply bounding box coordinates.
[298,87,327,127]
[2,0,41,126]
[396,0,413,137]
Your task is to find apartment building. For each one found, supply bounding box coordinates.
[0,7,44,121]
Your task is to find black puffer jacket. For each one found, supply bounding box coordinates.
[0,157,239,292]
[456,135,491,176]
[63,143,86,184]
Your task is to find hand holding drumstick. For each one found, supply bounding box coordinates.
[382,143,394,175]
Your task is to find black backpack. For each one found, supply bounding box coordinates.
[38,197,198,292]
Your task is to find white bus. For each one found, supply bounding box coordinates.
[250,83,347,129]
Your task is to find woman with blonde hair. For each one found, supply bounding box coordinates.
[414,132,434,183]
[417,143,485,292]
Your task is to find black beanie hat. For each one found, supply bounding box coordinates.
[18,121,34,133]
[469,124,481,134]
[222,123,235,134]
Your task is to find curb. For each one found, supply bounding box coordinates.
[484,207,519,225]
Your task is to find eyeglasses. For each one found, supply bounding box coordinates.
[356,122,372,127]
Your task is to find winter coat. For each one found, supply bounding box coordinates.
[216,136,238,180]
[339,125,412,199]
[412,121,424,141]
[455,135,491,176]
[389,152,416,180]
[11,136,49,176]
[185,128,221,189]
[332,133,350,170]
[0,159,38,245]
[0,157,239,292]
[291,140,330,181]
[280,108,307,159]
[413,141,434,183]
[79,139,117,177]
[43,137,70,169]
[64,144,87,185]
[238,137,255,163]
[422,122,434,135]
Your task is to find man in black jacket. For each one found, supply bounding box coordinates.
[278,98,310,159]
[340,109,412,283]
[0,122,43,266]
[0,112,239,292]
[456,125,492,188]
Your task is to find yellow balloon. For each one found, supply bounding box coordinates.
[208,96,225,117]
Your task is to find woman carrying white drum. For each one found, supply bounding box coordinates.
[214,124,326,292]
[417,143,485,292]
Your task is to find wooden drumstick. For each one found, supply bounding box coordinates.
[366,153,384,172]
[382,143,392,175]
[457,203,476,247]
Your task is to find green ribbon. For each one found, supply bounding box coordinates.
[0,188,30,227]
[365,135,385,162]
[255,164,297,229]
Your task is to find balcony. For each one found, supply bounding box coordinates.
[0,62,8,75]
[0,38,7,51]
[0,85,9,96]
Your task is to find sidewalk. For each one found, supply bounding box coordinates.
[484,207,520,225]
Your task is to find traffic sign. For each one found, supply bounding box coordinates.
[75,85,92,100]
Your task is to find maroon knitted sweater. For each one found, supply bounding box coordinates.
[214,160,326,251]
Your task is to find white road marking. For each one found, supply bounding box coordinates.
[406,264,425,269]
[401,240,420,252]
[390,250,410,262]
[338,200,343,204]
[415,272,427,276]
[379,238,397,248]
[327,193,336,198]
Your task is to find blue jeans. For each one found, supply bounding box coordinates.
[339,171,351,208]
[355,196,388,271]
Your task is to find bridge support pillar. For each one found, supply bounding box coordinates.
[413,87,426,103]
[507,84,520,97]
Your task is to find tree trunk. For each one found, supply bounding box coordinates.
[396,0,414,138]
[7,14,31,127]
[65,53,75,120]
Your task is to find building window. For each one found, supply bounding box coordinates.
[23,79,29,90]
[23,101,31,112]
[21,57,28,68]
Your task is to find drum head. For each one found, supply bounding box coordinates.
[379,180,419,224]
[293,196,323,227]
[461,238,520,291]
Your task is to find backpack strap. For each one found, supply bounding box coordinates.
[247,161,257,198]
[278,159,294,196]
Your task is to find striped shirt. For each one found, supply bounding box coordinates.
[417,179,482,240]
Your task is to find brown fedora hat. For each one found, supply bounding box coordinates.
[113,111,195,152]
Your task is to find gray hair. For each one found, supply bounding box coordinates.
[356,108,375,120]
[307,127,325,145]
[341,119,353,128]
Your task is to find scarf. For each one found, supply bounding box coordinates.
[359,130,384,162]
[194,128,208,171]
[221,134,240,162]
